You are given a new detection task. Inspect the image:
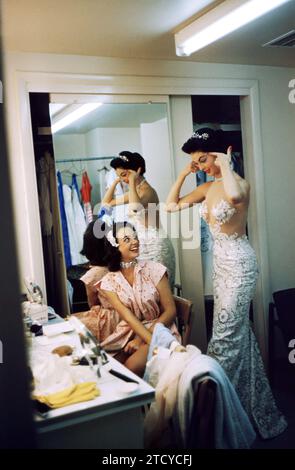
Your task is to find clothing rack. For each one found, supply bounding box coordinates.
[56,156,115,163]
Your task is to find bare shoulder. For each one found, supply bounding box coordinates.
[201,180,214,196]
[142,183,159,203]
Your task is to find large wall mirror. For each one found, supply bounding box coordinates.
[31,95,180,317]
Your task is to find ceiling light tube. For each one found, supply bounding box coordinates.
[175,0,292,56]
[51,102,103,133]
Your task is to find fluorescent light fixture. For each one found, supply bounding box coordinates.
[49,103,67,118]
[51,103,103,133]
[175,0,292,56]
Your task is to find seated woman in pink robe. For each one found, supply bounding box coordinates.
[97,221,180,377]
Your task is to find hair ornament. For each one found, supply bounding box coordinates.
[106,230,119,248]
[98,206,113,227]
[119,155,129,162]
[192,132,210,140]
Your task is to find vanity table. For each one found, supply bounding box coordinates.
[31,315,154,449]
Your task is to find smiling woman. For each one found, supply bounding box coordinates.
[94,221,180,377]
[165,127,288,439]
[74,220,180,377]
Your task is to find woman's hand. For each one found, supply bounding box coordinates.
[124,336,144,354]
[181,161,199,177]
[128,168,141,183]
[214,146,232,168]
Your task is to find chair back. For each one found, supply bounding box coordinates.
[273,288,295,346]
[173,295,193,346]
[187,377,216,448]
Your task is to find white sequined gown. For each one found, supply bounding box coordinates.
[200,198,287,439]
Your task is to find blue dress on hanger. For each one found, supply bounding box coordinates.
[57,171,72,268]
[71,174,82,205]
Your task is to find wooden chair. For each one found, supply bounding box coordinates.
[173,295,193,346]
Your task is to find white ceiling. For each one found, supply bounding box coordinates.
[50,103,167,134]
[2,0,295,67]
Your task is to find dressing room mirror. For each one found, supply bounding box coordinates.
[42,100,177,315]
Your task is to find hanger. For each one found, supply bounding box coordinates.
[76,159,87,173]
[97,166,109,173]
[57,160,85,176]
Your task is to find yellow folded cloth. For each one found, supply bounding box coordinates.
[34,382,100,409]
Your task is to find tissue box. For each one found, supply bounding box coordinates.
[28,303,48,324]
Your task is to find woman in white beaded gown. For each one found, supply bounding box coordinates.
[165,128,287,439]
[102,151,175,287]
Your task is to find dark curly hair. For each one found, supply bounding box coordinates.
[80,220,108,266]
[104,221,137,272]
[110,150,146,175]
[182,128,225,154]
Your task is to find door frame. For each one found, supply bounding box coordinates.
[5,67,269,363]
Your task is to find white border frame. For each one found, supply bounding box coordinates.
[6,68,269,362]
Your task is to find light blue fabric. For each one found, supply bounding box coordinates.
[143,323,178,383]
[67,279,74,311]
[98,205,111,218]
[57,171,72,268]
[147,323,177,362]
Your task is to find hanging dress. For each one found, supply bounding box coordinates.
[80,171,93,224]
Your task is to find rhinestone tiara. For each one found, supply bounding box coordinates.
[192,132,209,140]
[119,155,129,162]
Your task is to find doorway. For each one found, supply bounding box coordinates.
[9,62,267,358]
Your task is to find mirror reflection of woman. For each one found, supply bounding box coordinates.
[102,151,175,287]
[165,128,287,439]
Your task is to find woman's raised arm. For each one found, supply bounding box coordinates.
[165,162,211,212]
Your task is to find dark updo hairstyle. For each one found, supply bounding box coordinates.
[104,221,138,272]
[80,220,108,266]
[110,150,146,175]
[182,127,225,154]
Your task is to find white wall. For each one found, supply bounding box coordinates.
[4,52,295,353]
[85,127,141,156]
[257,73,295,291]
[53,133,86,160]
[140,118,171,202]
[53,133,87,188]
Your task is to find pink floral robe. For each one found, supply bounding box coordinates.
[95,260,180,352]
